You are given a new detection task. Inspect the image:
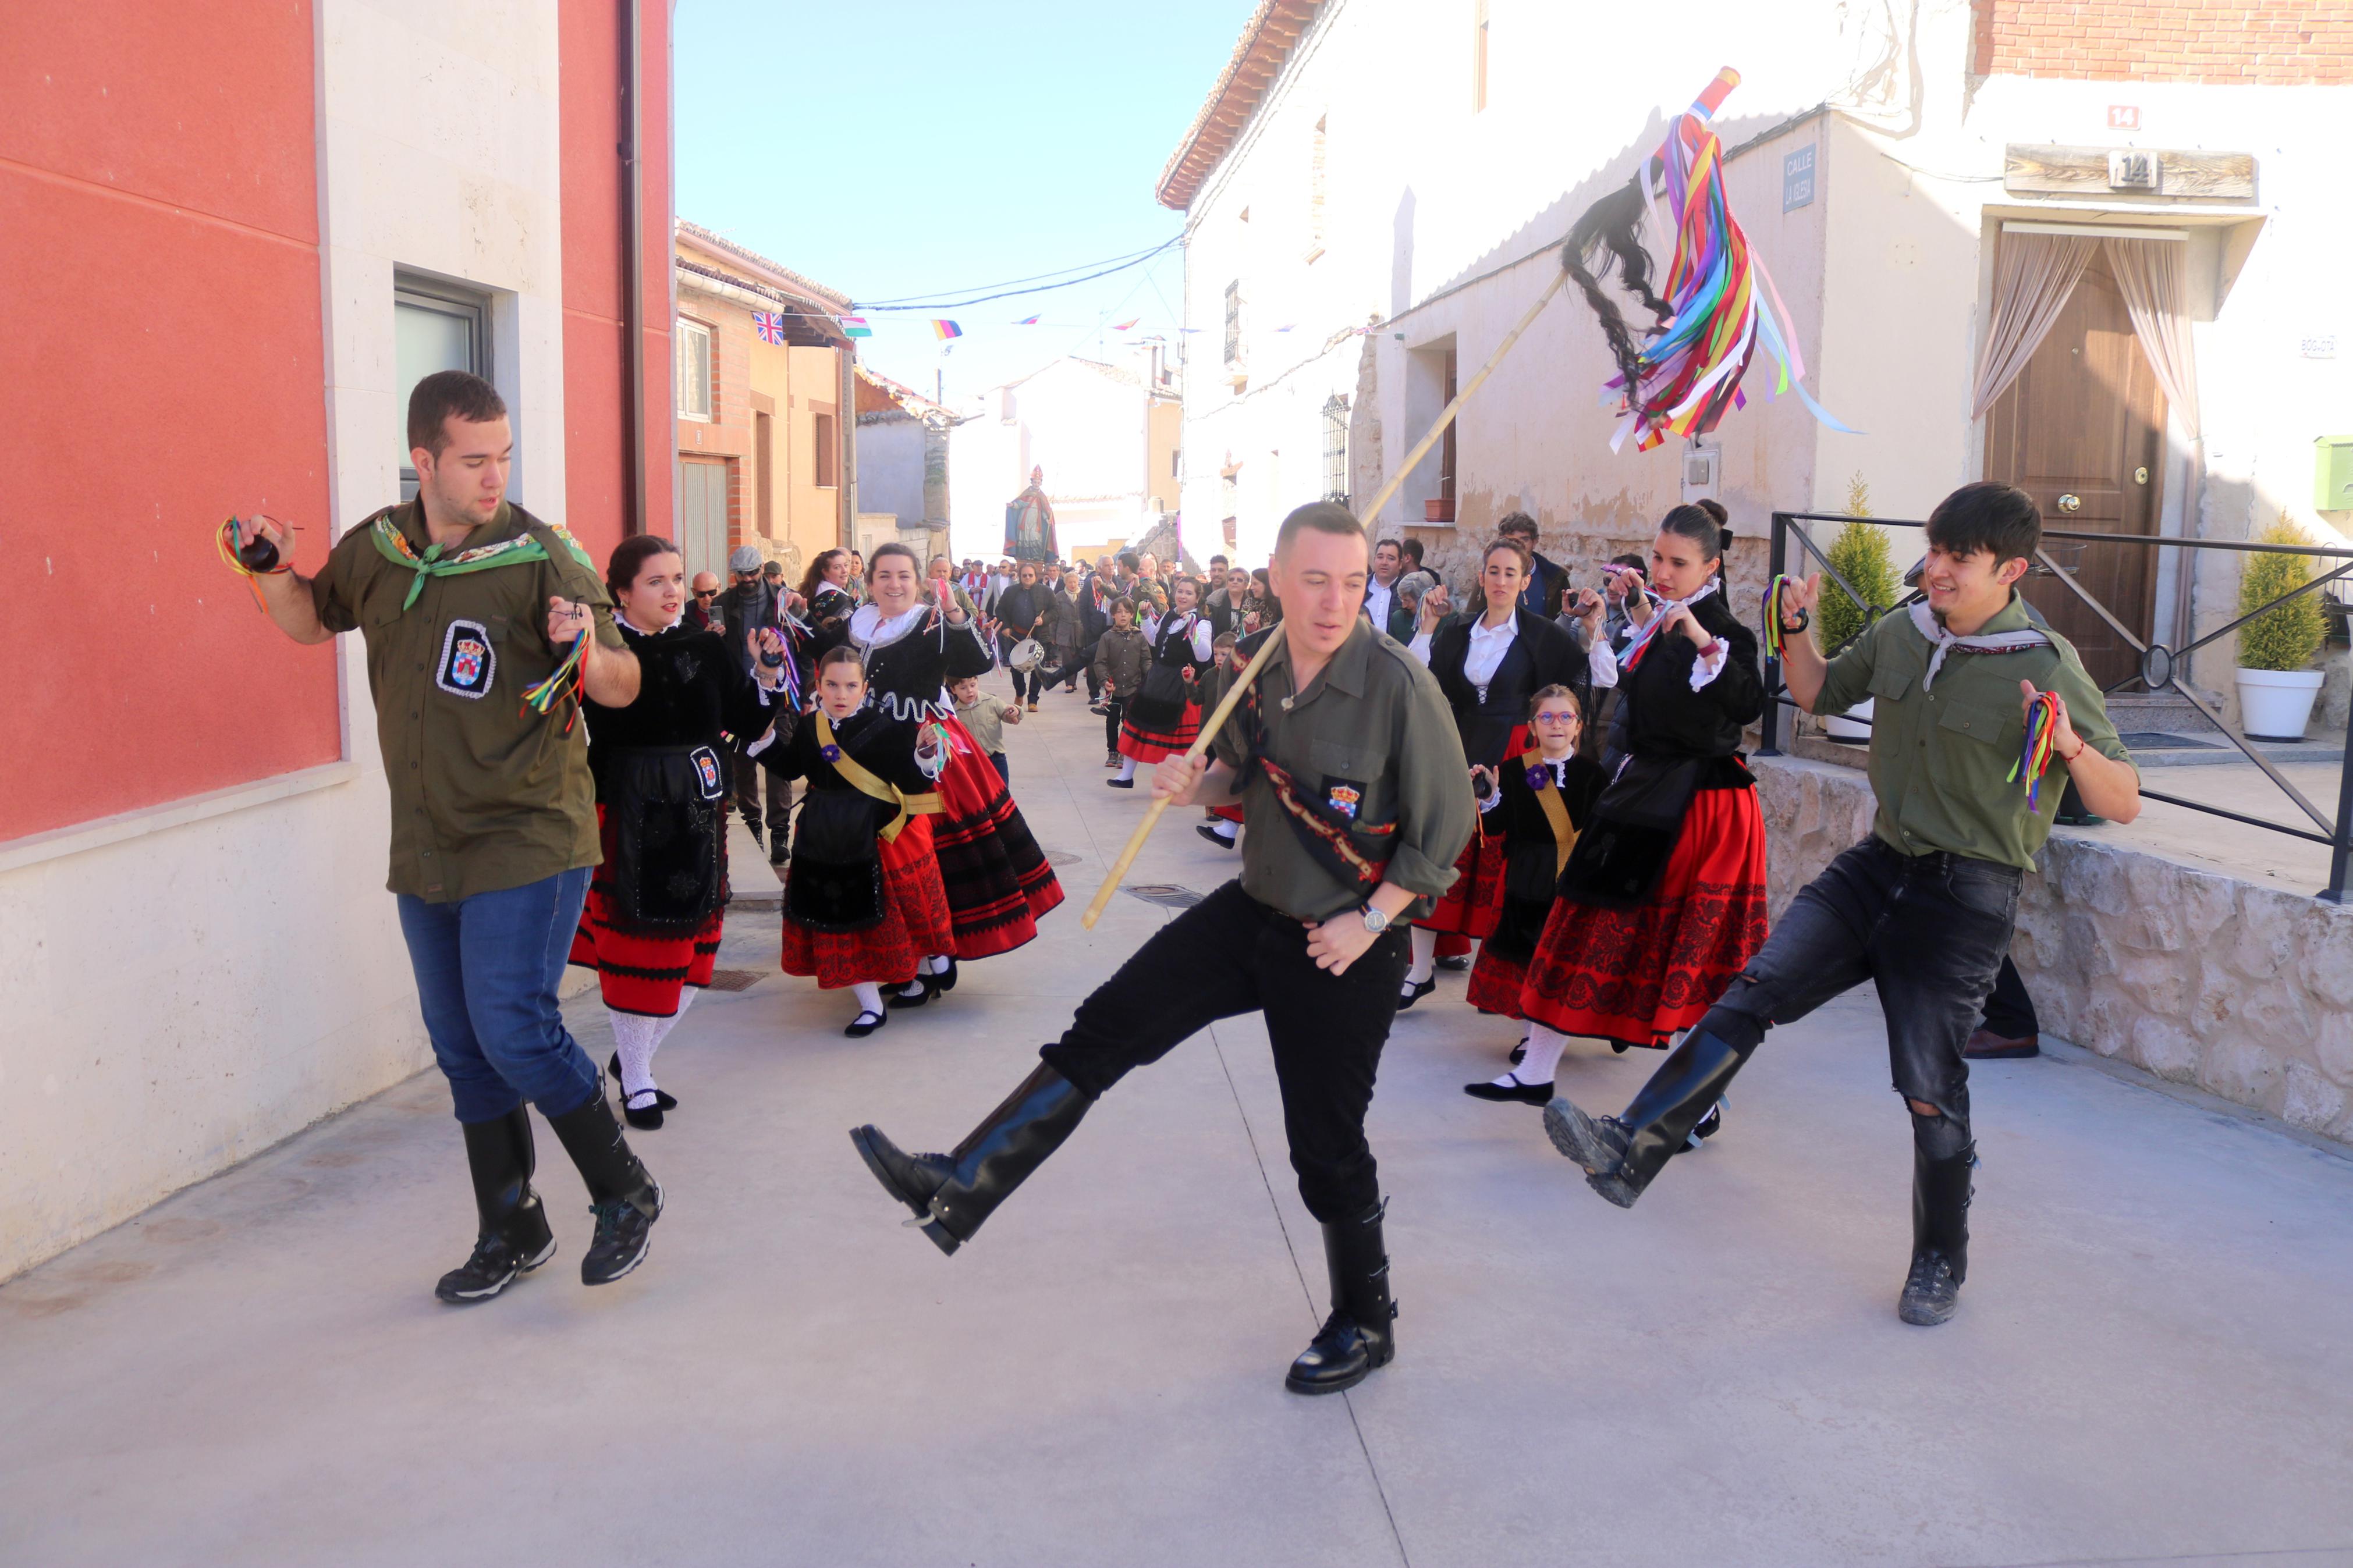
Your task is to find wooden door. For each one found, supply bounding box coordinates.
[1984,251,2166,689]
[679,457,729,580]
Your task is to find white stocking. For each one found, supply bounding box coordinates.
[1115,756,1137,781]
[850,981,884,1018]
[1209,818,1237,842]
[1405,927,1438,987]
[1503,1023,1570,1088]
[609,1009,662,1104]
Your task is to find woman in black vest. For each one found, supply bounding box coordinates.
[1397,536,1614,1008]
[1514,503,1767,1119]
[570,535,789,1128]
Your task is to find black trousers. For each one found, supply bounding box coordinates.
[1103,698,1126,753]
[1981,955,2039,1038]
[1043,638,1102,698]
[732,742,790,835]
[1041,880,1409,1223]
[1706,837,2021,1149]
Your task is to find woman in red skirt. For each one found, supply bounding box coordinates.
[764,646,956,1037]
[1514,504,1768,1139]
[571,535,792,1128]
[1109,574,1214,788]
[1399,536,1613,1009]
[1460,684,1606,1102]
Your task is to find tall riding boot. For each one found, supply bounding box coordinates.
[850,1063,1090,1256]
[435,1107,559,1304]
[1286,1199,1399,1395]
[1544,1028,1757,1208]
[1899,1139,1974,1326]
[545,1090,663,1286]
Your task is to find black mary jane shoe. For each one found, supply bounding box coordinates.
[1396,977,1436,1010]
[1464,1074,1553,1106]
[1195,824,1237,849]
[931,959,959,994]
[1105,776,1135,790]
[1435,954,1470,973]
[622,1093,665,1131]
[844,1009,888,1039]
[890,975,936,1009]
[1509,1040,1528,1066]
[608,1054,676,1111]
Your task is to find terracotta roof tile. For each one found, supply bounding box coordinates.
[1156,0,1321,211]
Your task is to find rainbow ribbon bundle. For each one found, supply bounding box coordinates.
[1604,69,1855,453]
[216,515,290,611]
[521,634,587,732]
[1761,574,1797,659]
[2008,689,2063,812]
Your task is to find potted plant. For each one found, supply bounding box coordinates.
[1816,475,1897,742]
[2234,514,2329,741]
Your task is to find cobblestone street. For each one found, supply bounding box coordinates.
[6,685,2351,1568]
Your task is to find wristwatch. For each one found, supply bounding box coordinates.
[1360,905,1391,935]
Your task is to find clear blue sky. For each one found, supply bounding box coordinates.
[675,0,1251,403]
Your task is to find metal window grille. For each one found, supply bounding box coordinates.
[1322,394,1351,504]
[677,319,714,419]
[1223,280,1243,367]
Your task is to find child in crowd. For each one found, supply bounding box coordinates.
[1089,599,1149,770]
[950,673,1023,783]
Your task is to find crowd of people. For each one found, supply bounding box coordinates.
[228,368,2136,1393]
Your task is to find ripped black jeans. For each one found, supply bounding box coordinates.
[1702,837,2022,1155]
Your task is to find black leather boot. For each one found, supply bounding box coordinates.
[435,1107,558,1304]
[1543,1028,1755,1208]
[1286,1199,1398,1395]
[849,1063,1089,1256]
[545,1089,663,1285]
[1898,1140,1974,1326]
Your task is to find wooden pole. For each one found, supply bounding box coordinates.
[1077,263,1573,929]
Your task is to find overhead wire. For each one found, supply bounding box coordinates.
[853,234,1183,312]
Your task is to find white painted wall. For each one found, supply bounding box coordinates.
[856,414,928,533]
[948,356,1160,564]
[0,0,577,1279]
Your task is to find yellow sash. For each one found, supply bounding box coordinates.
[816,712,942,842]
[1521,744,1580,877]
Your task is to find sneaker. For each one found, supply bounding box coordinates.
[581,1185,662,1286]
[1898,1249,1962,1326]
[434,1229,557,1304]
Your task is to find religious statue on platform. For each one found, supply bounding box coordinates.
[1004,467,1058,564]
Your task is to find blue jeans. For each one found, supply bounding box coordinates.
[396,866,601,1124]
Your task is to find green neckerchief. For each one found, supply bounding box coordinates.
[368,506,595,611]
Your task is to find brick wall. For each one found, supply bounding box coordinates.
[1972,1,2353,83]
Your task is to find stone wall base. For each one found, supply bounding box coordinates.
[1752,756,2353,1146]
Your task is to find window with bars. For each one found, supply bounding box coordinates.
[1322,395,1351,504]
[677,318,714,420]
[1223,280,1243,367]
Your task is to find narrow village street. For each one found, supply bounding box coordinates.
[6,682,2350,1568]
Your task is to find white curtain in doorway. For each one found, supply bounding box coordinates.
[2103,237,2202,442]
[1969,232,2100,419]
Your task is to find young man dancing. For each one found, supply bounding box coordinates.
[851,502,1476,1393]
[1545,482,2140,1326]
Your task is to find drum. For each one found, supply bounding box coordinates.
[1007,637,1046,673]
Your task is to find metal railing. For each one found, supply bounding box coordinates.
[1756,510,2353,902]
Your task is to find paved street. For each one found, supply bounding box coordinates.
[6,677,2352,1568]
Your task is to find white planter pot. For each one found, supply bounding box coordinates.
[1823,696,1874,742]
[2235,667,2324,741]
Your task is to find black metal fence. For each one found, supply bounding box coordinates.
[1755,510,2353,902]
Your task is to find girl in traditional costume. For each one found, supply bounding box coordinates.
[1513,504,1767,1122]
[570,535,790,1129]
[811,543,1063,993]
[1460,685,1606,1103]
[1398,538,1615,1008]
[798,549,857,629]
[765,646,956,1037]
[1109,574,1214,789]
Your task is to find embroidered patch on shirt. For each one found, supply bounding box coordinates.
[435,619,496,699]
[1325,779,1365,820]
[690,745,725,800]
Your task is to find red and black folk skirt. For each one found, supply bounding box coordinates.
[779,813,956,989]
[1117,697,1201,764]
[1414,830,1506,941]
[571,804,723,1017]
[1518,784,1769,1048]
[930,715,1065,958]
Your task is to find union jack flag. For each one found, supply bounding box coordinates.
[753,310,787,345]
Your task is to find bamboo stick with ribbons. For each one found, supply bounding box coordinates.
[1078,264,1574,929]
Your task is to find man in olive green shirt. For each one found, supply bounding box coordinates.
[851,502,1475,1398]
[237,370,665,1304]
[1546,482,2139,1329]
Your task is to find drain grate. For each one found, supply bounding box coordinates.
[704,969,767,993]
[1123,884,1202,909]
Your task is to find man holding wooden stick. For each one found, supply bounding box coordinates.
[850,502,1474,1395]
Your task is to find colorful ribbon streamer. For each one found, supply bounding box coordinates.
[1761,574,1797,659]
[2008,689,2063,812]
[215,515,291,612]
[1602,69,1855,453]
[521,633,587,732]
